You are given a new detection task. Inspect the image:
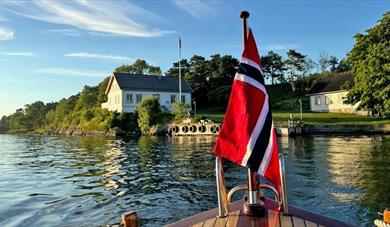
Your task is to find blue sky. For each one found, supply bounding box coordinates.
[0,0,389,116]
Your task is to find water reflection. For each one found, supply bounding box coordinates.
[0,134,388,226]
[280,135,390,226]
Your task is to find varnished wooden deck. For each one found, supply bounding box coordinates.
[189,209,325,227]
[166,198,354,227]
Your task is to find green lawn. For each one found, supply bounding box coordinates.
[197,108,390,126]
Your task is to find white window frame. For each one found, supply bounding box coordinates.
[126,93,133,103]
[181,95,186,103]
[315,96,321,105]
[136,94,142,103]
[325,96,329,105]
[170,95,176,103]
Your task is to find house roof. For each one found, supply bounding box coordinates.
[105,73,192,95]
[308,72,353,95]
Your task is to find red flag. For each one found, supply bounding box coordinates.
[213,28,281,192]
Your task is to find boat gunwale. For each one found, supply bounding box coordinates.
[165,198,355,227]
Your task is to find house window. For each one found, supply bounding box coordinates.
[136,94,142,103]
[325,96,329,105]
[170,95,176,103]
[181,95,186,103]
[153,94,160,102]
[315,96,321,105]
[126,94,133,103]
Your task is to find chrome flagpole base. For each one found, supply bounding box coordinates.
[243,169,265,217]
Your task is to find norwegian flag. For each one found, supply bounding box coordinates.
[213,28,281,192]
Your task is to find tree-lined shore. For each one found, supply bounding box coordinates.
[1,11,389,134]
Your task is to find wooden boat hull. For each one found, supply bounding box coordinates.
[166,198,354,227]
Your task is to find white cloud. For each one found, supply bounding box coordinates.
[34,68,108,77]
[65,52,132,62]
[5,0,173,37]
[172,0,217,20]
[48,28,83,37]
[2,52,35,56]
[263,43,300,51]
[0,26,13,41]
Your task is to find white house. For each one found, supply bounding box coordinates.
[308,73,365,114]
[101,73,192,112]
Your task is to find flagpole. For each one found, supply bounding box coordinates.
[178,37,182,104]
[240,10,264,217]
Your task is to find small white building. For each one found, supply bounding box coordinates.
[101,73,192,112]
[308,73,364,114]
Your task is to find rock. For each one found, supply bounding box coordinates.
[112,127,126,136]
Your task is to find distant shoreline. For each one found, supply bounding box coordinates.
[276,124,390,137]
[1,123,389,137]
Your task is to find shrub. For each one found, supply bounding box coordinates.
[172,102,190,121]
[137,97,161,135]
[111,112,139,132]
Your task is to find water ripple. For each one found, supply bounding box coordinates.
[0,134,389,226]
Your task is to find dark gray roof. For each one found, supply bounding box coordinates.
[308,73,353,94]
[113,73,192,93]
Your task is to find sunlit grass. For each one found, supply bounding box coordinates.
[197,108,390,126]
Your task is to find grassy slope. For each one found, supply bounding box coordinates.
[197,83,389,126]
[197,108,390,126]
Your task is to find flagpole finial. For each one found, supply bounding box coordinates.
[240,11,249,19]
[240,11,250,47]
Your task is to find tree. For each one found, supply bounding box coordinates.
[75,85,99,110]
[301,58,316,78]
[0,116,9,132]
[98,77,110,103]
[166,59,190,76]
[137,97,161,134]
[285,49,306,82]
[24,101,47,130]
[8,108,26,131]
[185,55,210,107]
[318,51,330,73]
[208,54,238,89]
[261,51,286,84]
[335,58,352,72]
[114,59,161,75]
[344,11,390,116]
[207,85,232,108]
[328,56,339,72]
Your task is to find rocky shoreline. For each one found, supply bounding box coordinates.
[39,124,170,137]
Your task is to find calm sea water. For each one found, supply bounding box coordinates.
[0,134,389,226]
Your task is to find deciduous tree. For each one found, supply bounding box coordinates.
[344,11,390,116]
[115,59,161,75]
